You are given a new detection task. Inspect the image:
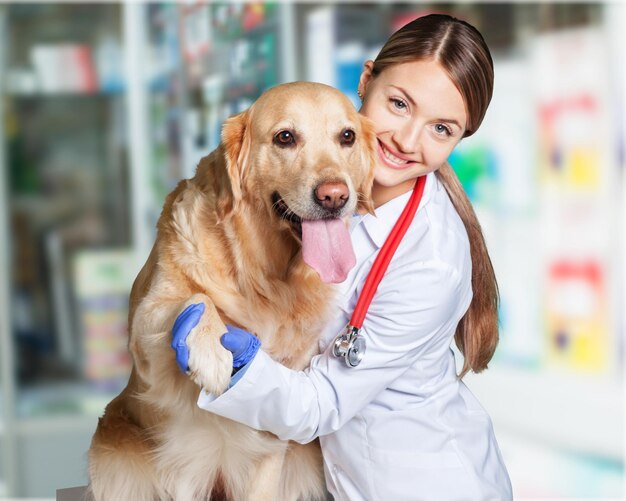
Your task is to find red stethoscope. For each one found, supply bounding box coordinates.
[332,175,427,367]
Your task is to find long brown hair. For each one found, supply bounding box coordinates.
[371,14,498,377]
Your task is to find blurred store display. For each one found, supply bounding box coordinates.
[0,2,623,499]
[0,4,133,497]
[532,28,617,374]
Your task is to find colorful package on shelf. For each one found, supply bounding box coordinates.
[306,7,335,86]
[448,144,498,207]
[148,3,181,85]
[212,2,275,39]
[531,28,611,194]
[212,3,242,39]
[30,43,99,94]
[254,32,277,91]
[241,3,268,32]
[73,249,138,389]
[94,36,124,93]
[545,259,609,372]
[182,3,212,63]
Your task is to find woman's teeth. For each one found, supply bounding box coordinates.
[382,144,409,165]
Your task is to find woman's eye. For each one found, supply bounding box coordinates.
[434,124,452,136]
[340,129,356,146]
[391,98,407,111]
[274,130,296,147]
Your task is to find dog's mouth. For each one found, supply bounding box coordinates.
[271,191,356,284]
[272,192,302,237]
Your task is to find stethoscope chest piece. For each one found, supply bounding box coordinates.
[333,325,366,367]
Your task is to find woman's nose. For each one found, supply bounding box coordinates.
[392,122,421,154]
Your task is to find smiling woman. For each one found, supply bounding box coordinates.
[356,14,498,382]
[358,58,468,207]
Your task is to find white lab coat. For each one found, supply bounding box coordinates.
[198,172,513,501]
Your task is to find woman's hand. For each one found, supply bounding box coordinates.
[221,325,261,370]
[171,303,261,374]
[171,303,205,373]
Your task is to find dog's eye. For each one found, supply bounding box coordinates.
[340,129,356,146]
[274,130,296,147]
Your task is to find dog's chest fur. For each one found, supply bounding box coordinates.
[164,180,335,370]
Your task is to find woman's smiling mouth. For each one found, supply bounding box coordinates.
[377,139,414,169]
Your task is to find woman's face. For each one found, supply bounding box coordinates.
[358,59,467,207]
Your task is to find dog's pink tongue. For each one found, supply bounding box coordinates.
[302,219,356,284]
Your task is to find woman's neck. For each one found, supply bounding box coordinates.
[370,178,417,210]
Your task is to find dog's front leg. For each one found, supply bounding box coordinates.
[182,293,233,396]
[245,447,288,501]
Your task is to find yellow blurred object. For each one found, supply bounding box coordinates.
[568,147,600,188]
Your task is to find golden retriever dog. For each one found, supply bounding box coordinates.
[87,82,376,501]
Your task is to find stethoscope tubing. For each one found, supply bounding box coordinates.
[333,175,427,367]
[349,175,427,329]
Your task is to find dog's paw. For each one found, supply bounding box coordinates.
[187,326,233,395]
[183,295,232,395]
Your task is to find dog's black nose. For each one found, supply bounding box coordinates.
[314,182,349,211]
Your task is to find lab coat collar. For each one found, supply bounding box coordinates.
[360,172,437,249]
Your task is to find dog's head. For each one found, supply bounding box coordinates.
[218,82,377,283]
[221,82,375,224]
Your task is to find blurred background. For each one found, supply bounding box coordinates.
[0,1,623,499]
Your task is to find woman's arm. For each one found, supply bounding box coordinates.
[198,260,471,443]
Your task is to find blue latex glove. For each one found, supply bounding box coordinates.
[221,325,261,369]
[171,303,260,376]
[171,303,205,373]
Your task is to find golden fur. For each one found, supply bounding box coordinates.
[87,82,376,501]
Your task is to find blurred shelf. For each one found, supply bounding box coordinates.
[11,195,85,225]
[14,381,122,435]
[15,413,99,436]
[465,364,623,462]
[6,90,124,99]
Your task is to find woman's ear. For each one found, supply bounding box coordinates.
[357,114,377,215]
[219,110,251,216]
[357,60,375,99]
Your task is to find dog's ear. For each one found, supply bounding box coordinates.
[357,114,376,215]
[219,110,251,218]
